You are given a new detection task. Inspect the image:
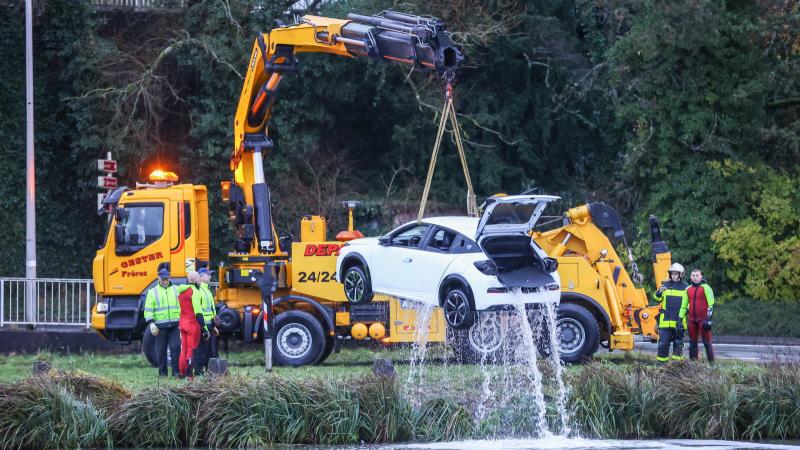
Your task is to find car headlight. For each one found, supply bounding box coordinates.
[96,302,109,312]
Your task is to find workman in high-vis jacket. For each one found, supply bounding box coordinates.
[143,266,181,377]
[687,268,715,362]
[194,266,219,373]
[654,263,689,363]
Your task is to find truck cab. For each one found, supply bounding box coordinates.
[92,171,209,343]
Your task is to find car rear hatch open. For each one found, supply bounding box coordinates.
[475,195,560,289]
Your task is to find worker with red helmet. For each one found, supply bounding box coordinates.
[686,268,715,362]
[177,271,208,378]
[654,263,689,363]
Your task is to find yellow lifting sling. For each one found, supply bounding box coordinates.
[417,83,478,222]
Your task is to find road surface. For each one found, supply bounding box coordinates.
[633,341,800,362]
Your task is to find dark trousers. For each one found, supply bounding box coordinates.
[657,326,684,362]
[155,325,180,377]
[688,320,714,362]
[194,334,219,375]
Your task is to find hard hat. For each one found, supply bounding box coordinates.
[668,263,685,278]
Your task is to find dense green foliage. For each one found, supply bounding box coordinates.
[0,0,798,305]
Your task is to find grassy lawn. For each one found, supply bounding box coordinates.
[0,343,765,392]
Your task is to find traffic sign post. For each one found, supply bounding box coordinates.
[97,152,117,214]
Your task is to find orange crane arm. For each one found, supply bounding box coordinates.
[226,11,461,256]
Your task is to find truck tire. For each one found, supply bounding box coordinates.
[316,336,335,365]
[273,310,326,366]
[450,312,513,364]
[541,302,600,364]
[141,328,158,367]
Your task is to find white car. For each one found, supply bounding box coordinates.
[336,195,561,330]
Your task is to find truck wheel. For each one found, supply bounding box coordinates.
[540,302,600,363]
[273,310,326,366]
[141,328,158,367]
[343,265,374,304]
[316,336,335,365]
[450,312,511,364]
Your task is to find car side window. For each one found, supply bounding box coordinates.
[450,234,481,254]
[425,227,456,252]
[391,224,429,248]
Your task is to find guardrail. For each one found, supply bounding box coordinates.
[0,278,96,328]
[1,278,220,329]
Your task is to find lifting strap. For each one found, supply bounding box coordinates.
[417,83,478,222]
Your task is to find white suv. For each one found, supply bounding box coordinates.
[335,195,561,329]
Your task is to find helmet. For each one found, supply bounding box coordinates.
[668,263,685,279]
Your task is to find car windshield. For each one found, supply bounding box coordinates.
[392,224,428,247]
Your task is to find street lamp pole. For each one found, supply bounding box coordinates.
[25,0,37,324]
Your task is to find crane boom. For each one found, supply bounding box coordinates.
[227,11,462,257]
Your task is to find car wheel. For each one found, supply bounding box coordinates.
[343,265,374,304]
[273,310,326,366]
[442,287,475,330]
[537,302,600,363]
[450,312,513,364]
[141,326,158,367]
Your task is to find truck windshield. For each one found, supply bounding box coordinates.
[116,204,164,254]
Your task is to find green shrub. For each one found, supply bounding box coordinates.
[714,298,800,337]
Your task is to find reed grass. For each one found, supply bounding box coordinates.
[0,359,798,447]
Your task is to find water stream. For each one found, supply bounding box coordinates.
[404,288,571,439]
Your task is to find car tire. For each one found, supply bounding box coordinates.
[141,327,158,367]
[450,312,514,364]
[343,265,374,304]
[273,310,326,367]
[442,287,475,330]
[538,302,600,363]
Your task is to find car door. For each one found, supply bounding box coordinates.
[368,223,430,299]
[410,226,460,301]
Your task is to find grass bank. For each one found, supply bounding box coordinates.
[0,349,798,448]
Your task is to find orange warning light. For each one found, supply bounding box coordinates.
[149,170,179,182]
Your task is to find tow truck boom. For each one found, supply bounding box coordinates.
[228,11,462,256]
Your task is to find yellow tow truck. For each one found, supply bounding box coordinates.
[91,11,672,365]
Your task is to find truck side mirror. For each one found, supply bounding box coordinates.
[378,235,391,246]
[114,207,127,222]
[114,223,126,244]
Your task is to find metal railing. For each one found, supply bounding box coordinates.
[0,278,97,328]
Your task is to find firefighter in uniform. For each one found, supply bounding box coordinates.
[143,266,181,377]
[654,263,689,363]
[687,268,715,362]
[194,266,218,373]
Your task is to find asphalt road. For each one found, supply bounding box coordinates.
[634,341,800,362]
